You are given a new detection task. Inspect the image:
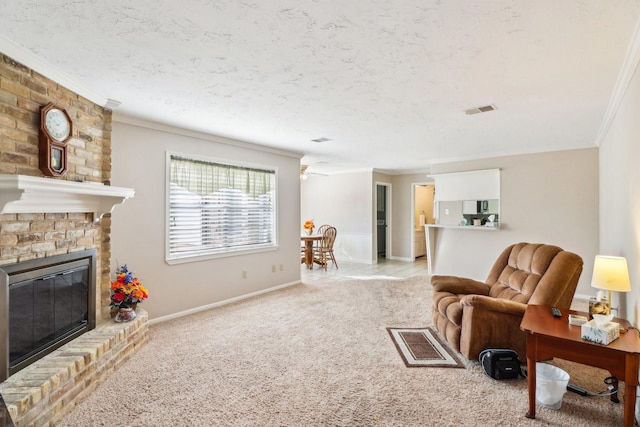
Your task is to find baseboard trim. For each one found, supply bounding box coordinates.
[149,280,301,325]
[386,256,414,262]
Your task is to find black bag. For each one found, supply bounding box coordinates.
[479,349,523,380]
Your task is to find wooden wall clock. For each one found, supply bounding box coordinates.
[39,102,72,176]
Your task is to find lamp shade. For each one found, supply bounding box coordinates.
[590,255,631,292]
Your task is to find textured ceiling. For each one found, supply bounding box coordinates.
[1,1,639,174]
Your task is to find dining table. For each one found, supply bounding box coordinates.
[301,234,322,269]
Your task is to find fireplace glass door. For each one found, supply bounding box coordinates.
[1,249,96,381]
[10,266,89,369]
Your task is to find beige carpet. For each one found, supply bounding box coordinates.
[57,275,626,426]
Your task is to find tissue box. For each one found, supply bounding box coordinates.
[581,319,620,345]
[568,314,588,326]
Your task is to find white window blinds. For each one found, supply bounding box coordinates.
[167,155,276,262]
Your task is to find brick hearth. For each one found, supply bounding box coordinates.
[0,310,148,426]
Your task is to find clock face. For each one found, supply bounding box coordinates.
[45,108,71,142]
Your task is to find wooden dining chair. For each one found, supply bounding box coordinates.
[313,226,338,270]
[315,224,331,247]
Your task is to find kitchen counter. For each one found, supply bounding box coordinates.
[423,223,501,274]
[426,224,500,230]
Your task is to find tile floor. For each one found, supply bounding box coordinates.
[301,257,588,311]
[301,256,429,283]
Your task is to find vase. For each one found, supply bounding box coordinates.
[305,228,313,235]
[115,306,137,323]
[111,302,137,319]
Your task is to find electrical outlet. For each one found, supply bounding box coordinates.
[445,208,450,215]
[272,265,276,273]
[242,271,246,279]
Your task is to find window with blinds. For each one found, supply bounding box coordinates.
[167,154,277,263]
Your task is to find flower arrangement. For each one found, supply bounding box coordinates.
[110,264,149,309]
[303,219,315,234]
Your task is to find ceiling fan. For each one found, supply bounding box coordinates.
[300,165,327,180]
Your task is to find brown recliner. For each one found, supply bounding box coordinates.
[432,242,583,361]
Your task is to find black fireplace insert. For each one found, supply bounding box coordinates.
[0,249,96,382]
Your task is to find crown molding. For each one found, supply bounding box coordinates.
[113,112,304,160]
[595,16,640,145]
[0,34,118,109]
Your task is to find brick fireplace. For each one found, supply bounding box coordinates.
[0,54,148,426]
[0,177,146,426]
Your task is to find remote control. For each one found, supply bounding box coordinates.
[551,307,562,317]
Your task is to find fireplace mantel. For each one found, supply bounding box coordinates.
[0,174,134,220]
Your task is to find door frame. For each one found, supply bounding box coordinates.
[375,182,392,263]
[411,180,434,259]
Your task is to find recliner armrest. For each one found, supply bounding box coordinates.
[431,275,490,295]
[460,294,527,316]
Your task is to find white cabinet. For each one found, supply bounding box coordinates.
[462,200,477,214]
[430,169,500,202]
[415,229,426,258]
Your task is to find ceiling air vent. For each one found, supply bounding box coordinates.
[464,105,496,115]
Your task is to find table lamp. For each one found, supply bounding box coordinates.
[589,255,631,316]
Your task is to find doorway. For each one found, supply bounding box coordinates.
[412,183,435,259]
[376,183,391,260]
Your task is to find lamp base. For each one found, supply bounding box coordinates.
[588,297,611,318]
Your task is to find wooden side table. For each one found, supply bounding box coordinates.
[521,305,640,427]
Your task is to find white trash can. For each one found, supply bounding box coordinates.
[536,362,570,410]
[635,386,640,424]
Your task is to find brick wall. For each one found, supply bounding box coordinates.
[0,53,149,427]
[0,53,113,320]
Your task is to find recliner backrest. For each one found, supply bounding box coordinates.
[485,243,583,308]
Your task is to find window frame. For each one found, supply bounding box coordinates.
[165,151,278,265]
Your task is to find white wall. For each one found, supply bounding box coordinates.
[599,57,640,322]
[110,119,302,321]
[429,148,599,297]
[299,148,598,300]
[301,171,374,263]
